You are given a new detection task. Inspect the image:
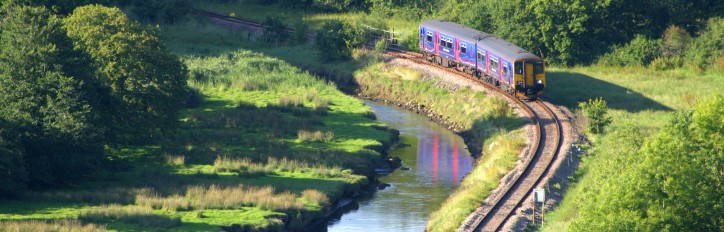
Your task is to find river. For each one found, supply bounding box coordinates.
[326,100,474,231]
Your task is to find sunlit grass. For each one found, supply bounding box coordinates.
[186,184,303,211]
[78,204,181,228]
[135,194,190,212]
[540,65,724,231]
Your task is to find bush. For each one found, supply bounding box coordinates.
[598,35,662,66]
[578,97,612,134]
[685,17,724,72]
[315,20,366,61]
[650,55,684,70]
[660,25,692,58]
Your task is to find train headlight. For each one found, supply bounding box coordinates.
[536,80,543,84]
[517,81,523,85]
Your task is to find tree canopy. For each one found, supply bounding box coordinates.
[64,4,188,144]
[0,5,104,189]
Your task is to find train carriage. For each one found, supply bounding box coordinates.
[419,19,545,100]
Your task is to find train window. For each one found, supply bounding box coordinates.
[446,39,453,49]
[515,62,523,74]
[503,63,509,74]
[534,62,544,73]
[489,57,499,72]
[426,32,433,42]
[460,43,467,54]
[477,52,486,61]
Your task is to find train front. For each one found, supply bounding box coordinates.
[513,59,545,100]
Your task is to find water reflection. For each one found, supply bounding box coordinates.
[326,101,473,232]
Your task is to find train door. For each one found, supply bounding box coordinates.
[525,61,535,87]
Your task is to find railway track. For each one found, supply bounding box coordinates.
[385,46,563,232]
[197,13,565,230]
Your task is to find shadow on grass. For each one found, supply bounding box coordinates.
[544,71,672,112]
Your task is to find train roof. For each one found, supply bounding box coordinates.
[421,19,541,61]
[420,19,490,43]
[481,37,540,61]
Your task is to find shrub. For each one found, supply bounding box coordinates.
[598,35,661,66]
[316,20,366,61]
[660,25,692,58]
[685,17,724,72]
[578,97,612,134]
[650,55,684,70]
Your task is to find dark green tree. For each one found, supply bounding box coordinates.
[64,5,188,145]
[0,5,104,188]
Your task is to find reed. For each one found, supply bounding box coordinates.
[0,219,106,232]
[186,184,304,211]
[135,193,191,212]
[297,130,335,142]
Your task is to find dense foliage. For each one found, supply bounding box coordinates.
[315,20,365,61]
[570,96,724,231]
[0,5,104,190]
[64,5,188,144]
[0,4,188,194]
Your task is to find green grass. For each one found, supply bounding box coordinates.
[540,65,724,231]
[426,130,526,232]
[0,20,395,232]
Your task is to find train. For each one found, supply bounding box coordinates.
[419,19,545,100]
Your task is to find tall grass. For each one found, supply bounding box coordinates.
[0,219,106,232]
[165,154,185,166]
[135,194,190,212]
[213,156,350,178]
[186,184,303,211]
[297,130,335,142]
[426,131,525,232]
[301,189,330,207]
[78,204,181,228]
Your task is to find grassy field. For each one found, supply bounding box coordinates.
[166,4,531,231]
[540,66,724,231]
[0,25,395,231]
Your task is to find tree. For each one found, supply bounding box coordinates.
[579,97,612,134]
[571,96,724,231]
[0,5,104,188]
[63,5,188,144]
[315,20,365,62]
